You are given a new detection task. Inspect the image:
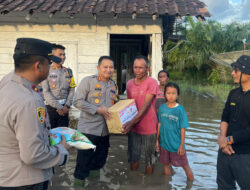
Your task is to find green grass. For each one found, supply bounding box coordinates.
[174,80,237,102]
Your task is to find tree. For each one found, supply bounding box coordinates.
[164,18,250,82]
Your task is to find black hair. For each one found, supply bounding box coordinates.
[14,55,47,72]
[164,82,180,101]
[158,70,169,78]
[134,55,150,67]
[52,44,65,50]
[98,56,114,66]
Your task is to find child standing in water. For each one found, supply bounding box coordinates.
[156,82,194,181]
[156,70,169,112]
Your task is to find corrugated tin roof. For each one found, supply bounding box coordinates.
[0,0,211,17]
[210,50,250,67]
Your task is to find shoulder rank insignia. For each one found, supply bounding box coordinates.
[67,68,73,77]
[37,107,46,124]
[110,78,119,102]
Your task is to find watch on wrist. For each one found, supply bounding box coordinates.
[227,136,233,145]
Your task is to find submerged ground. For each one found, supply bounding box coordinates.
[49,91,224,190]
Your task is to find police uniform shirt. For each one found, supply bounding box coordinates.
[41,64,76,110]
[0,73,68,187]
[0,71,13,89]
[73,75,117,136]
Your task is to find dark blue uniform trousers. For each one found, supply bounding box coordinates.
[46,105,69,129]
[217,149,250,190]
[74,134,110,180]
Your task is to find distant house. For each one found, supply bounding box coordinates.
[0,0,210,93]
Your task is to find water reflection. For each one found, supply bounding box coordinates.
[49,91,224,189]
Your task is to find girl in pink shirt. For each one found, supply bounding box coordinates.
[156,70,169,111]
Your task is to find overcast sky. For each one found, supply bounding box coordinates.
[202,0,250,24]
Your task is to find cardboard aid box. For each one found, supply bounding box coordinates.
[106,99,138,134]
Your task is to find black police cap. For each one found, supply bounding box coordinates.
[231,55,250,75]
[13,38,61,63]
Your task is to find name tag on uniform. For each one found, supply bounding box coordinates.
[230,102,236,106]
[49,73,57,78]
[95,88,102,91]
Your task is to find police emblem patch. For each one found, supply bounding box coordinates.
[70,77,77,87]
[37,107,46,124]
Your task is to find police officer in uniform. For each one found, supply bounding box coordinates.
[42,44,76,129]
[73,56,118,186]
[0,38,70,190]
[217,55,250,189]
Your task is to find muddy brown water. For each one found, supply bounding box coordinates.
[49,91,224,190]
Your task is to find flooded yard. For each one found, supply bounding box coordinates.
[49,91,224,189]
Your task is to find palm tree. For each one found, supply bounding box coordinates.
[164,17,250,82]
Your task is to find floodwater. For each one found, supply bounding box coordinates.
[49,91,224,190]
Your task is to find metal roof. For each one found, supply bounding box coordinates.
[210,50,250,67]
